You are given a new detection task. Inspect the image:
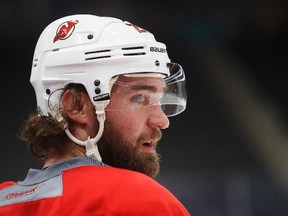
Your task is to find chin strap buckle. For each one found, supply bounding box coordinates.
[85,137,102,161]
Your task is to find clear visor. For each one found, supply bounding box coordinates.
[106,63,187,117]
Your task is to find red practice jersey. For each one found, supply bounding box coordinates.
[0,157,190,215]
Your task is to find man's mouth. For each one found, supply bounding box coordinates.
[142,141,156,152]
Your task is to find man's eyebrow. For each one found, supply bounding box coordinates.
[130,84,167,92]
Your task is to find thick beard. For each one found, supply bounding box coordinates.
[97,122,162,178]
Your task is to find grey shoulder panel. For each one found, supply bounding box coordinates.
[0,173,63,207]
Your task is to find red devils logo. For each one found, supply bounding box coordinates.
[125,22,148,33]
[53,20,78,43]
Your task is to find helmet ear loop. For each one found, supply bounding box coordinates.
[47,87,104,162]
[55,81,112,161]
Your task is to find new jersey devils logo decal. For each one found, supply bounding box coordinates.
[53,20,79,43]
[125,22,148,33]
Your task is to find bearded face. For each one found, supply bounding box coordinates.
[97,76,169,178]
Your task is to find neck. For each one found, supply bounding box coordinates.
[43,143,86,169]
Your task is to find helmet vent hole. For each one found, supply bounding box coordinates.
[85,50,110,55]
[123,53,145,56]
[122,46,146,56]
[85,56,111,61]
[122,46,144,50]
[33,58,38,67]
[85,49,111,61]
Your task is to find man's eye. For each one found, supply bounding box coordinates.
[131,94,145,103]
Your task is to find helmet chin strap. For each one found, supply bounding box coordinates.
[64,102,106,162]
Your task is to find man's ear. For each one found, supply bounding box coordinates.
[61,89,93,124]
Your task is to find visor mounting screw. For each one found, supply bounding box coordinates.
[46,89,51,95]
[95,88,101,94]
[155,60,160,66]
[94,79,100,86]
[87,34,94,40]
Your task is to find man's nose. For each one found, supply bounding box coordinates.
[147,106,170,129]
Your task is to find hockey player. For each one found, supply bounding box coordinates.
[0,14,189,215]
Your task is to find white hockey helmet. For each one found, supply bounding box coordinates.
[30,14,186,161]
